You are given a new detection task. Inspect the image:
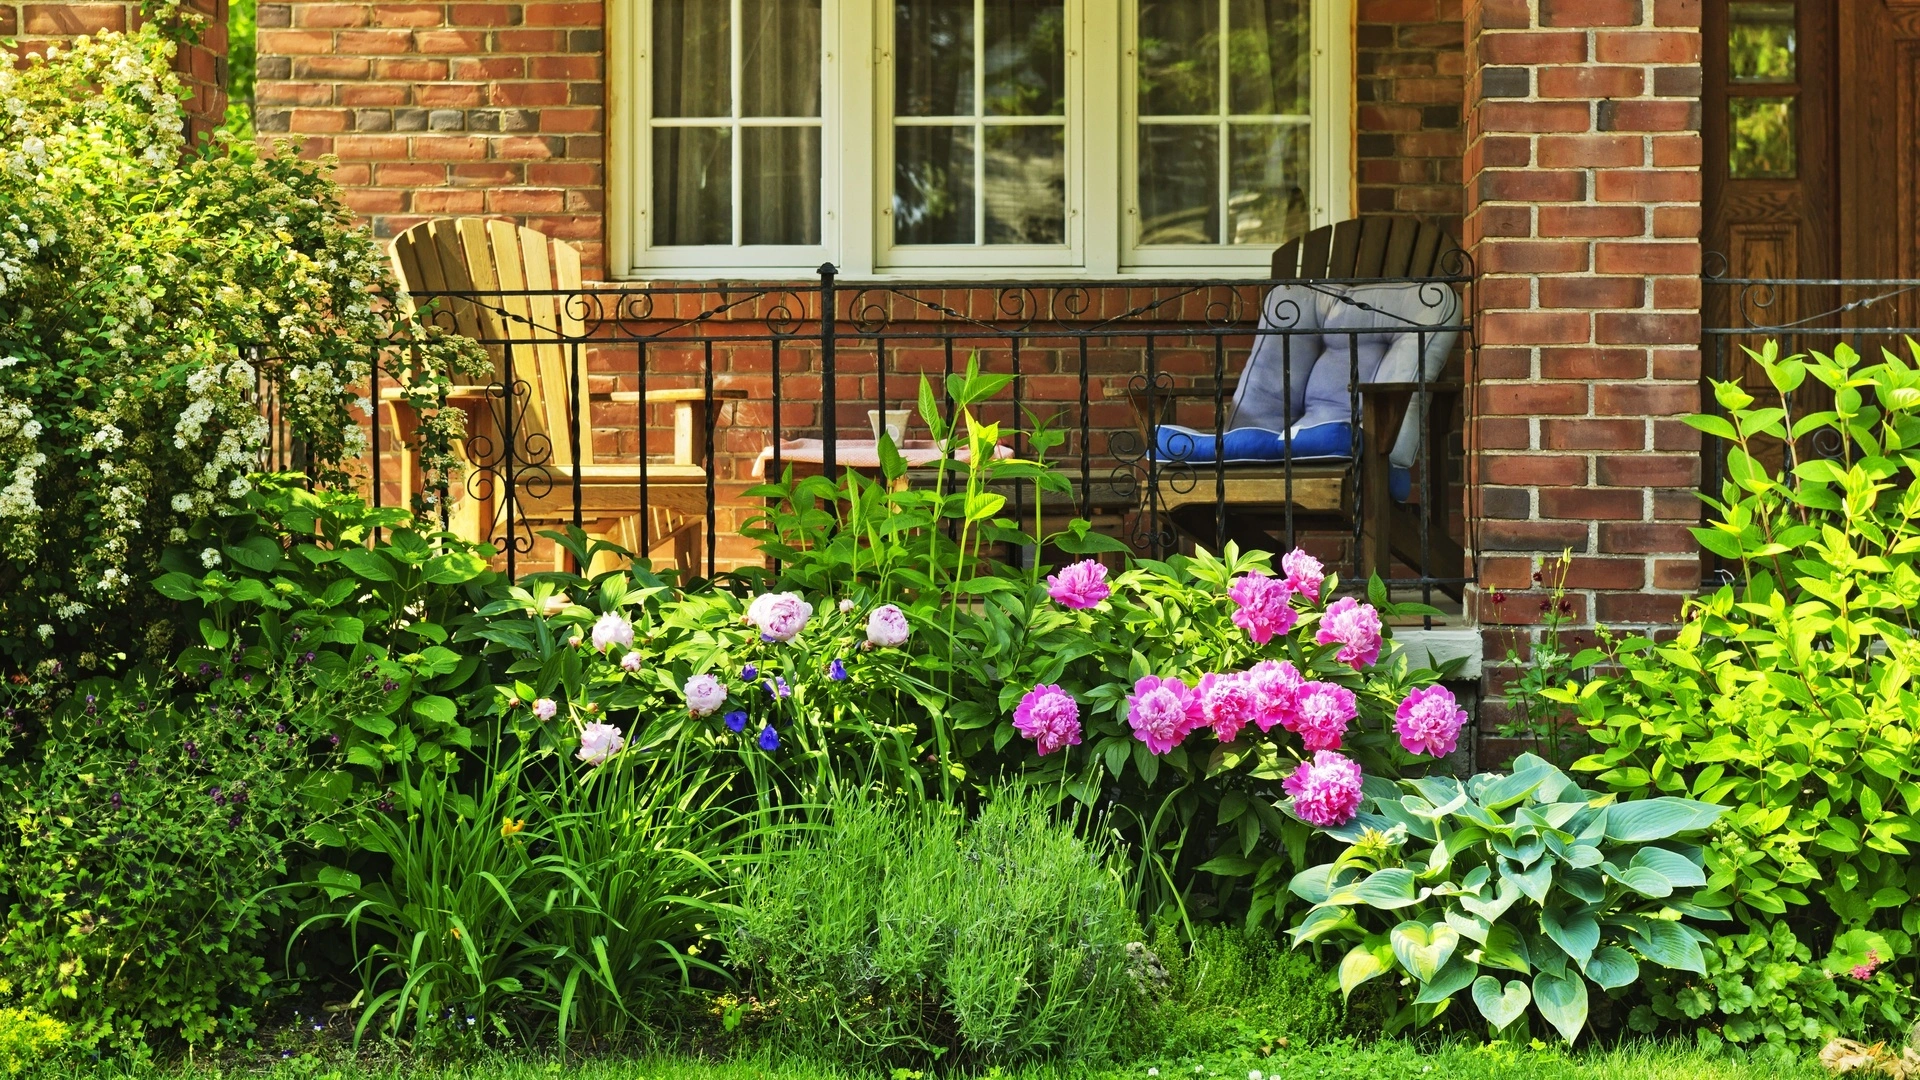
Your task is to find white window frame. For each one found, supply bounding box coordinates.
[608,0,1352,280]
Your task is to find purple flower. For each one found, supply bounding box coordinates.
[866,604,911,648]
[109,792,122,810]
[742,663,758,680]
[328,734,340,747]
[1284,750,1365,828]
[1228,571,1297,645]
[577,722,625,766]
[1394,685,1468,758]
[1194,672,1257,743]
[1012,684,1082,756]
[591,612,635,653]
[684,674,727,717]
[1317,597,1383,669]
[747,592,814,642]
[828,659,849,682]
[198,662,212,676]
[1291,682,1358,752]
[1243,659,1305,733]
[1126,675,1195,756]
[620,651,643,672]
[1281,548,1325,604]
[764,677,790,700]
[382,679,400,693]
[532,697,558,721]
[758,724,780,751]
[1046,559,1112,610]
[724,710,749,733]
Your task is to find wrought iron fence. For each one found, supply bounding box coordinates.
[372,265,1475,616]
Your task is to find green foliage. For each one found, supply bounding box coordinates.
[0,1008,67,1078]
[725,790,1139,1071]
[1287,753,1728,1044]
[1632,922,1912,1060]
[1132,922,1347,1062]
[0,22,483,664]
[0,664,333,1049]
[1558,342,1920,940]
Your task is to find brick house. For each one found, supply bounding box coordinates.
[18,0,1919,740]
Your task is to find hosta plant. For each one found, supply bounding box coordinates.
[1285,753,1728,1044]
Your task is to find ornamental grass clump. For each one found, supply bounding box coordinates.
[725,789,1139,1071]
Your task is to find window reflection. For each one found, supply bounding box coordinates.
[1729,1,1795,83]
[1729,97,1795,178]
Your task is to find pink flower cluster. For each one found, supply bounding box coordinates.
[1285,751,1364,827]
[1012,684,1082,756]
[1228,571,1297,644]
[1317,597,1382,669]
[1394,685,1467,758]
[1046,559,1112,609]
[1116,662,1359,758]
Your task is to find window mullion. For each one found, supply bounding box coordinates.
[974,0,986,247]
[731,0,743,247]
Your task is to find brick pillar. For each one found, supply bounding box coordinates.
[1462,0,1704,706]
[2,0,229,142]
[1357,0,1468,230]
[255,1,607,276]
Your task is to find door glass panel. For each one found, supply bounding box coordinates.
[1138,0,1218,116]
[897,0,975,117]
[1138,125,1218,243]
[895,125,977,243]
[1729,97,1796,177]
[984,1,1066,116]
[984,125,1066,242]
[1729,1,1796,84]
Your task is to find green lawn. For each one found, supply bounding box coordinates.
[79,1041,1822,1080]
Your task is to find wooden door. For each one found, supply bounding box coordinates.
[1840,1,1920,312]
[1702,0,1838,389]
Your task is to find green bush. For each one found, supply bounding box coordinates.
[0,1008,67,1078]
[1286,753,1728,1044]
[1135,922,1345,1061]
[1559,342,1920,1030]
[725,790,1139,1070]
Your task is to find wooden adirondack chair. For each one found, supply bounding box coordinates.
[382,217,744,574]
[1129,216,1467,593]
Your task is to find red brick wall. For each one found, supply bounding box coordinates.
[1461,0,1704,662]
[2,0,229,142]
[254,0,608,274]
[1357,0,1468,230]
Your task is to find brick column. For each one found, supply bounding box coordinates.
[1357,0,1468,230]
[1462,0,1704,672]
[255,1,607,276]
[2,0,229,142]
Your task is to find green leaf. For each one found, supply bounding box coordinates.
[1479,766,1554,811]
[1629,846,1706,889]
[411,695,457,726]
[1582,945,1639,990]
[1506,857,1554,905]
[1472,976,1531,1030]
[1478,923,1531,974]
[423,551,490,584]
[1632,920,1707,974]
[1391,921,1460,982]
[1541,908,1599,966]
[1352,867,1422,910]
[1683,413,1739,441]
[351,714,397,738]
[1288,864,1338,904]
[1533,970,1590,1044]
[226,534,284,572]
[1339,941,1391,1000]
[152,572,199,601]
[1603,798,1725,843]
[340,548,396,582]
[1413,955,1479,1004]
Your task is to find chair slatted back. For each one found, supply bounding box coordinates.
[1271,216,1462,281]
[390,218,592,467]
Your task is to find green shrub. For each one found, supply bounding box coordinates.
[1135,922,1345,1061]
[725,789,1139,1070]
[1559,342,1920,1014]
[0,1008,67,1078]
[0,17,480,665]
[1286,753,1728,1044]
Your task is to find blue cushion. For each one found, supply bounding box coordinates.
[1152,423,1352,465]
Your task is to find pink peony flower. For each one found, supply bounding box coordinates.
[1394,685,1468,758]
[839,598,856,613]
[1282,548,1325,603]
[1292,682,1358,752]
[1195,672,1257,743]
[532,697,557,721]
[867,604,911,648]
[577,722,625,766]
[591,612,634,652]
[1317,597,1383,669]
[620,651,643,673]
[1126,675,1195,755]
[1243,659,1306,733]
[683,674,727,717]
[1285,750,1364,828]
[1228,571,1297,644]
[1046,559,1112,609]
[1013,684,1083,756]
[747,592,814,642]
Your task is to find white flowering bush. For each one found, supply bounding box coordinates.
[0,11,482,660]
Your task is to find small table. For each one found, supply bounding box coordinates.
[751,438,1012,480]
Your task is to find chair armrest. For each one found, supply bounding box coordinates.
[378,384,497,402]
[608,388,752,403]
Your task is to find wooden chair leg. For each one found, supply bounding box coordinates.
[1359,395,1394,587]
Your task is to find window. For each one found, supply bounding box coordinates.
[610,0,1351,278]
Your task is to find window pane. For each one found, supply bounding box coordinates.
[897,0,974,117]
[1729,1,1795,84]
[743,127,822,244]
[1729,97,1796,178]
[742,0,823,117]
[1139,0,1219,116]
[1228,123,1309,245]
[895,125,976,243]
[653,127,732,245]
[1138,125,1218,244]
[652,0,729,118]
[984,125,1065,243]
[1228,0,1309,115]
[984,1,1065,117]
